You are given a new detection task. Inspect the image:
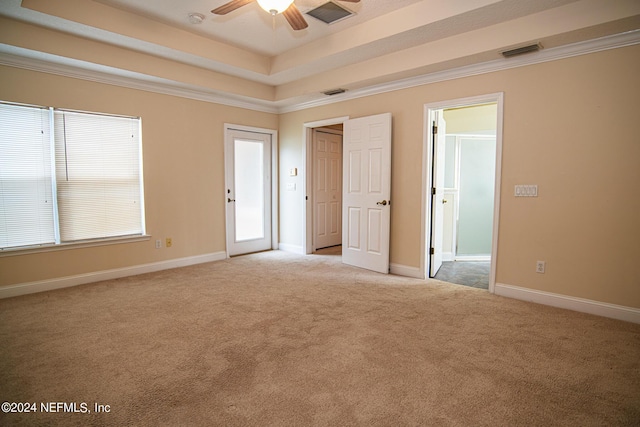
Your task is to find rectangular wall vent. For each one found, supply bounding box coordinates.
[323,88,347,96]
[307,1,354,25]
[501,43,542,58]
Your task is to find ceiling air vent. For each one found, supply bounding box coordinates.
[307,1,354,25]
[501,43,542,58]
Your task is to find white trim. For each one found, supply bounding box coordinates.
[455,255,491,262]
[442,252,454,262]
[1,31,638,114]
[495,283,640,324]
[277,243,305,254]
[0,251,227,299]
[390,263,423,279]
[422,93,504,295]
[302,117,350,255]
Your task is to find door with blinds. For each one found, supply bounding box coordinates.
[224,128,272,256]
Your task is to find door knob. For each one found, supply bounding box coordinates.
[442,199,448,204]
[227,198,235,203]
[376,200,387,206]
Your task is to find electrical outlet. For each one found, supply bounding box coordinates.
[166,238,172,248]
[536,261,545,274]
[155,239,161,249]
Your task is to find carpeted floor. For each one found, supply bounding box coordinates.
[1,250,639,426]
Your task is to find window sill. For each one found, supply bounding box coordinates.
[0,235,151,258]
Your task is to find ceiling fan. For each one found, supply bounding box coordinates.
[212,0,361,31]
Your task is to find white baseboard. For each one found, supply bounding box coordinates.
[443,252,454,262]
[278,243,305,254]
[390,263,423,279]
[0,251,227,299]
[495,283,640,324]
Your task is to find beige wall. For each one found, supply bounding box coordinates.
[278,44,640,308]
[1,43,638,309]
[0,66,277,286]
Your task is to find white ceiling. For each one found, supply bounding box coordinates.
[0,0,639,111]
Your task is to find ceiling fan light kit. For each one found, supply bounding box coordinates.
[256,0,294,15]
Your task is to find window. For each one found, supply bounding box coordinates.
[0,101,145,250]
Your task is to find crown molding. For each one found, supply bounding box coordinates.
[279,29,640,113]
[1,30,639,115]
[0,44,279,114]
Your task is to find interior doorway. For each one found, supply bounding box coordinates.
[303,113,393,277]
[423,94,503,293]
[303,116,349,255]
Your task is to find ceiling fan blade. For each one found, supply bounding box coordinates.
[282,3,308,31]
[211,0,254,15]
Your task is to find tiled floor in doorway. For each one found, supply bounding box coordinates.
[434,261,490,290]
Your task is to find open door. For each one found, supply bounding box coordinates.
[430,111,446,277]
[342,113,392,274]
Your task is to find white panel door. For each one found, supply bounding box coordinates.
[430,112,447,277]
[342,113,392,273]
[313,130,342,250]
[225,129,272,256]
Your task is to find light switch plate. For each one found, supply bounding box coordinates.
[286,183,296,191]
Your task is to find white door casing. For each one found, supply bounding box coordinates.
[430,112,447,277]
[313,129,342,250]
[225,128,272,256]
[342,113,392,274]
[422,93,503,292]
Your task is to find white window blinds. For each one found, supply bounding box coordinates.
[0,101,144,250]
[0,103,56,249]
[54,111,143,242]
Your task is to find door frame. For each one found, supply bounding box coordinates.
[421,93,504,293]
[223,123,278,258]
[303,116,350,255]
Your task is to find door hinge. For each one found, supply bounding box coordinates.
[431,187,436,195]
[430,247,435,255]
[432,124,438,134]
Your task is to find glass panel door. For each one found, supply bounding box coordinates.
[225,129,272,256]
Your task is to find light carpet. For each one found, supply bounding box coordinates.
[1,250,639,426]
